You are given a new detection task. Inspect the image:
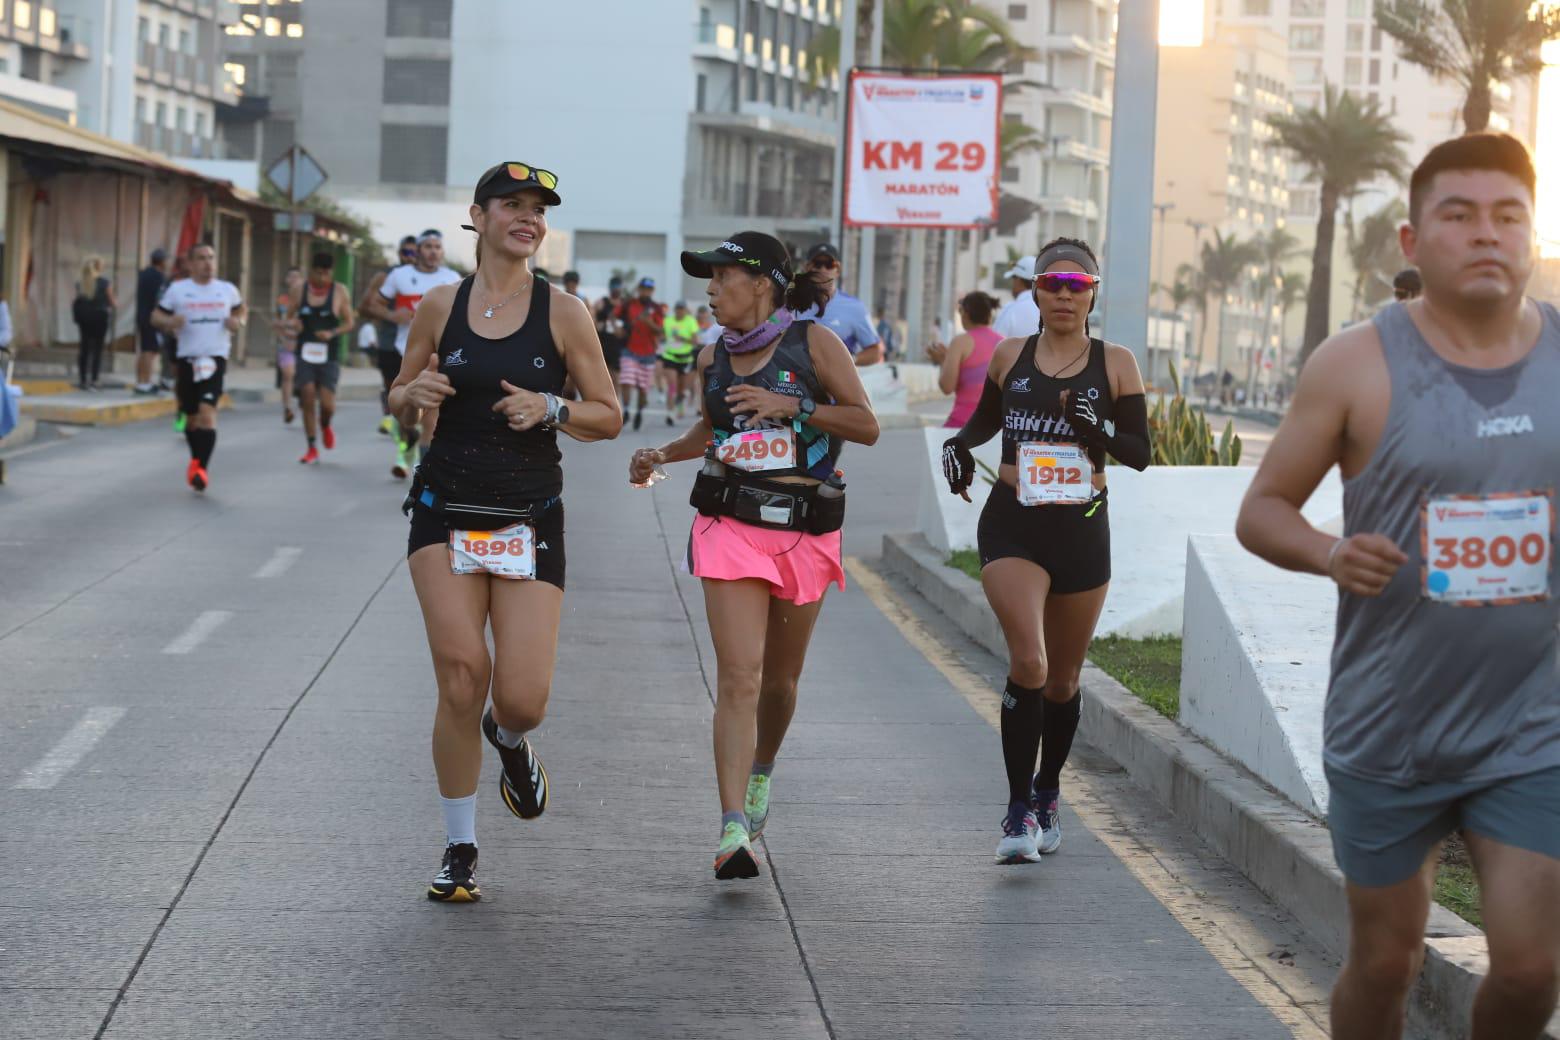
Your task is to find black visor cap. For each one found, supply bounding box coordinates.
[680,231,792,292]
[472,162,562,209]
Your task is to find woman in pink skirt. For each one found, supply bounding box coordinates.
[628,230,879,880]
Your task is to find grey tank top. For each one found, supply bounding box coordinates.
[1328,301,1560,786]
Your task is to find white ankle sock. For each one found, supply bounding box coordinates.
[494,724,526,749]
[440,793,477,846]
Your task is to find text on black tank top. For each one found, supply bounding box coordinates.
[703,319,839,480]
[1000,335,1112,470]
[297,281,336,346]
[417,276,566,506]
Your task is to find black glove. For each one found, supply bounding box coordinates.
[941,437,975,496]
[1065,390,1109,446]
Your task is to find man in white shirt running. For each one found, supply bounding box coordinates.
[366,229,461,478]
[992,256,1041,339]
[151,242,245,492]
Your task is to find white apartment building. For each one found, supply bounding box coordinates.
[222,0,843,300]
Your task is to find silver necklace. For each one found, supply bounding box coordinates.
[479,276,532,319]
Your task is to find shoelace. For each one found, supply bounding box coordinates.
[1001,807,1033,836]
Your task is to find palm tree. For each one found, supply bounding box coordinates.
[1198,230,1261,395]
[1176,262,1211,377]
[1248,228,1302,393]
[1275,272,1308,387]
[1270,84,1410,366]
[1167,276,1206,387]
[1346,198,1409,317]
[1376,0,1560,132]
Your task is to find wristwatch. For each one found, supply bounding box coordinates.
[796,396,816,422]
[555,401,570,426]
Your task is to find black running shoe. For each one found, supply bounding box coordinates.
[481,708,549,820]
[633,409,643,431]
[428,842,480,902]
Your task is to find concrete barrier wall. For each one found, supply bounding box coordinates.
[1181,534,1337,817]
[915,428,1344,637]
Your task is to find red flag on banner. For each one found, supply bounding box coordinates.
[175,193,206,258]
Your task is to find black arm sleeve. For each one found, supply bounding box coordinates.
[954,377,1004,448]
[1105,393,1150,471]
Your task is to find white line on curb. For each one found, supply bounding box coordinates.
[252,546,303,580]
[14,707,127,789]
[162,610,233,655]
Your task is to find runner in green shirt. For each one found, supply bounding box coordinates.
[658,300,700,424]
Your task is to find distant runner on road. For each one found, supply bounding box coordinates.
[151,243,246,493]
[287,251,354,465]
[1237,132,1560,1040]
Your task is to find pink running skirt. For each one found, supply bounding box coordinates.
[685,515,845,605]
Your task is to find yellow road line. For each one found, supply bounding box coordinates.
[846,555,1331,1038]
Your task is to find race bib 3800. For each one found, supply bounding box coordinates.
[1421,491,1552,605]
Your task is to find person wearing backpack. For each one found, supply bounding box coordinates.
[72,256,116,391]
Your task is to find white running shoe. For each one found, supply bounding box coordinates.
[994,802,1041,864]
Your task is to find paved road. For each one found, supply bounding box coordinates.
[0,401,1334,1038]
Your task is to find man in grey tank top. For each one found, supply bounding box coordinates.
[1237,133,1560,1039]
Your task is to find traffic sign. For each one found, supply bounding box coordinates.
[264,145,328,206]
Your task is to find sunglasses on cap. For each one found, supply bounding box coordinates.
[505,162,558,191]
[1035,272,1100,294]
[808,255,839,270]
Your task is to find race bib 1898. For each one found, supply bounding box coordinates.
[449,522,536,580]
[300,342,329,365]
[717,428,795,473]
[1421,491,1552,605]
[1016,442,1093,506]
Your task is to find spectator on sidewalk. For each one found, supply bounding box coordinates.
[992,256,1040,339]
[134,248,169,395]
[72,256,116,392]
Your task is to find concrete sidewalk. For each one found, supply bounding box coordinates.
[0,399,1332,1038]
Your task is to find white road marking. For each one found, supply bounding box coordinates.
[14,707,127,789]
[252,546,303,580]
[162,610,233,655]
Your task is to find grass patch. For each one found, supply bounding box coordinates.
[946,549,983,582]
[1087,635,1183,719]
[1435,833,1482,928]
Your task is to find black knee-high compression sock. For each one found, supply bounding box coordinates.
[183,425,199,459]
[190,428,216,468]
[1035,693,1082,793]
[1000,679,1045,806]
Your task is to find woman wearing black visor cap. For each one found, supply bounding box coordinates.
[628,230,879,879]
[940,237,1151,865]
[388,162,622,902]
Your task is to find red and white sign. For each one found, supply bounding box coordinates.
[844,71,1003,229]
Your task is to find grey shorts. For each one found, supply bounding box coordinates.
[1325,761,1560,888]
[294,359,340,393]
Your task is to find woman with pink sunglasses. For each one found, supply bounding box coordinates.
[939,237,1151,865]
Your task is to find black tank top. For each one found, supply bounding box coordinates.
[297,280,336,348]
[1000,335,1113,470]
[703,319,839,480]
[416,276,567,506]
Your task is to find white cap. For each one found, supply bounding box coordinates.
[1004,256,1037,281]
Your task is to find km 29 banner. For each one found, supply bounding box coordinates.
[844,71,1003,229]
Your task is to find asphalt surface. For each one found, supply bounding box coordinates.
[0,399,1331,1038]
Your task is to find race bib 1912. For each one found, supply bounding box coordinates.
[449,522,536,580]
[300,342,329,365]
[1421,491,1552,605]
[1016,442,1093,506]
[717,428,795,473]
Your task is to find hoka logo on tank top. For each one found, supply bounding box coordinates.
[1477,414,1534,438]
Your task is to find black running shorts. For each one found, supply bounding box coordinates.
[977,481,1110,594]
[175,356,227,416]
[407,500,566,590]
[376,348,403,391]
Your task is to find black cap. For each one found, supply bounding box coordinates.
[564,270,580,282]
[150,247,168,263]
[472,161,562,208]
[1393,268,1422,292]
[681,231,792,293]
[805,242,841,264]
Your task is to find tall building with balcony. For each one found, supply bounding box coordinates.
[958,0,1115,288]
[0,0,95,125]
[1155,26,1295,385]
[218,0,842,296]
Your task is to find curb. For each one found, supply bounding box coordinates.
[880,530,1554,1040]
[19,394,234,427]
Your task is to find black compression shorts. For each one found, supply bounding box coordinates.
[977,482,1109,594]
[175,356,227,416]
[407,500,566,590]
[376,348,403,391]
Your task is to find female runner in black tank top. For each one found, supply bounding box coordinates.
[386,162,622,902]
[940,238,1151,866]
[627,230,880,880]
